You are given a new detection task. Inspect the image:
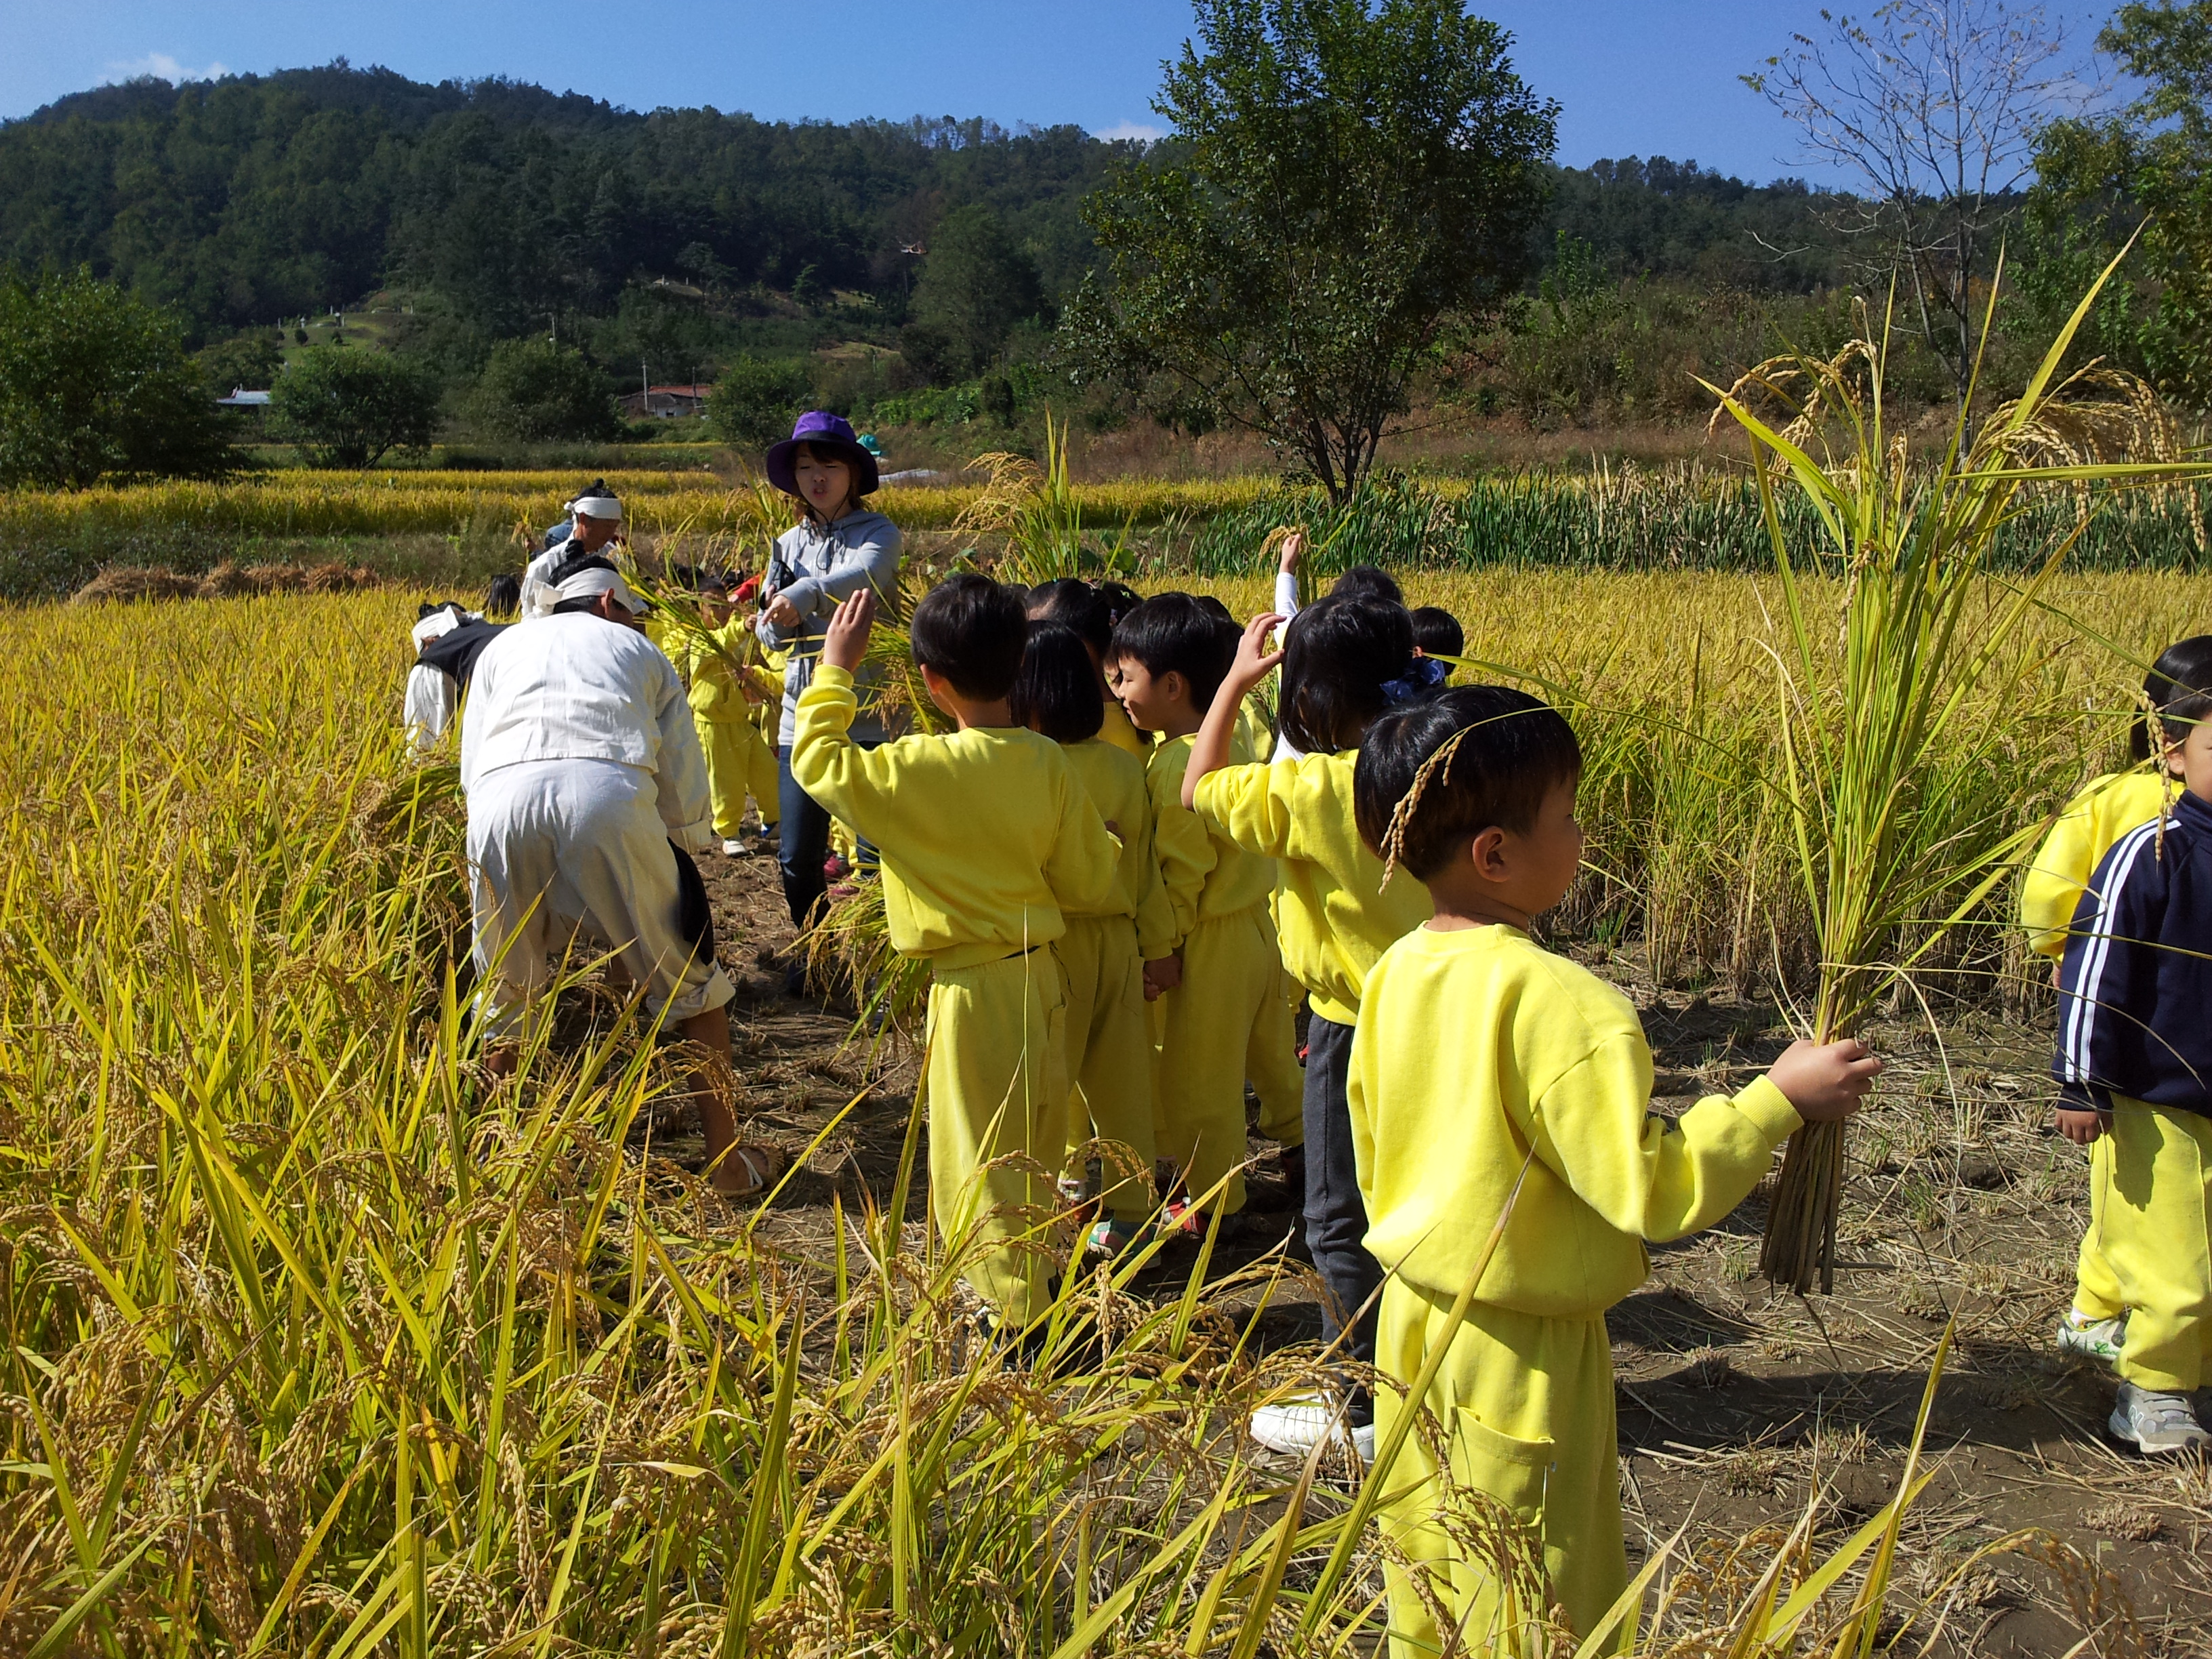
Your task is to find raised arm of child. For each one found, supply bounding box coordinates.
[1274,529,1303,621]
[1181,611,1284,811]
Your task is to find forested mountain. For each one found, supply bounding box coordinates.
[0,64,1847,353]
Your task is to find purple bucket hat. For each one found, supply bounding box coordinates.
[765,410,880,497]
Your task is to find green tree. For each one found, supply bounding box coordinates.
[270,347,440,466]
[1061,0,1555,501]
[0,269,241,487]
[2029,1,2212,407]
[466,338,618,441]
[903,205,1044,381]
[195,333,285,396]
[705,356,813,449]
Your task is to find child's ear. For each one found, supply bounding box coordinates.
[1468,825,1510,881]
[1162,671,1188,706]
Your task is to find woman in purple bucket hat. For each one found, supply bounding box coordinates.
[754,411,903,970]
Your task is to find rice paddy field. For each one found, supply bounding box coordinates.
[6,465,2206,600]
[3,544,2208,1658]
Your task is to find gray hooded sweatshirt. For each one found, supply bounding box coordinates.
[754,507,903,745]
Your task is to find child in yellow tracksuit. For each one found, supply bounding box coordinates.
[1108,593,1303,1232]
[792,575,1120,1326]
[1014,621,1177,1254]
[673,586,783,853]
[2020,643,2197,1365]
[1347,686,1879,1652]
[1187,596,1436,1457]
[2049,640,2212,1455]
[1025,578,1152,760]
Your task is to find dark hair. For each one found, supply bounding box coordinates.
[1012,621,1106,743]
[417,600,466,621]
[910,572,1029,700]
[1353,687,1583,882]
[1195,594,1236,628]
[1410,606,1465,661]
[2131,634,2212,761]
[1279,596,1416,755]
[1027,579,1111,654]
[483,574,522,618]
[1109,592,1237,711]
[1096,581,1143,631]
[1332,565,1403,607]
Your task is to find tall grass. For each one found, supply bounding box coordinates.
[1708,267,2212,1294]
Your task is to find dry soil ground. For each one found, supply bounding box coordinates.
[630,846,2212,1657]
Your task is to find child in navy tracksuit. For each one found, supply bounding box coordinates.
[2053,661,2212,1455]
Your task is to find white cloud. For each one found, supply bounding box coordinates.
[1092,119,1168,146]
[104,53,231,85]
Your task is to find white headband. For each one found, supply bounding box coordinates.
[571,494,623,521]
[411,609,464,647]
[554,565,637,612]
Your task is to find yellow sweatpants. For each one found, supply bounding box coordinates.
[1374,1281,1626,1658]
[1057,913,1156,1222]
[2091,1101,2212,1393]
[2072,1134,2127,1323]
[1153,903,1304,1216]
[1252,962,1305,1145]
[924,949,1069,1325]
[695,714,779,840]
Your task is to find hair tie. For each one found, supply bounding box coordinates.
[1379,656,1448,704]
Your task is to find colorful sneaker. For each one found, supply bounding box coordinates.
[1162,1197,1244,1243]
[2057,1307,2128,1365]
[823,852,853,882]
[1249,1393,1375,1465]
[1084,1216,1145,1258]
[2109,1381,2211,1455]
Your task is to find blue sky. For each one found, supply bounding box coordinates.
[5,1,2115,184]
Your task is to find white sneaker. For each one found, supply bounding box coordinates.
[2057,1307,2128,1365]
[2109,1381,2211,1455]
[720,838,745,857]
[1250,1395,1374,1465]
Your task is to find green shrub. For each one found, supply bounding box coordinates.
[705,356,812,449]
[464,338,619,442]
[270,347,441,467]
[0,268,241,487]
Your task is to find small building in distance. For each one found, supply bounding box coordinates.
[216,388,272,407]
[619,384,710,418]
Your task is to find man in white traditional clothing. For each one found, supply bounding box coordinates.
[520,485,624,618]
[461,555,783,1195]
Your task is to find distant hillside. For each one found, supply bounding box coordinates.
[0,64,1851,350]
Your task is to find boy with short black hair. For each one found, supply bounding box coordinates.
[1108,594,1303,1234]
[792,573,1120,1326]
[1349,686,1880,1653]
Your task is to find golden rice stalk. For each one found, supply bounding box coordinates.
[1706,245,2211,1294]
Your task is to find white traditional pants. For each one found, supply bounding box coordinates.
[466,758,733,1033]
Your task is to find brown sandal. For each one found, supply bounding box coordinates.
[708,1143,788,1199]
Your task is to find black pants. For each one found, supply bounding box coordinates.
[1303,1012,1383,1425]
[776,741,877,933]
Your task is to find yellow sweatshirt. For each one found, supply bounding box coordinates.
[792,665,1121,968]
[2020,769,2178,958]
[673,621,778,722]
[1147,734,1277,949]
[1099,698,1151,760]
[1193,751,1431,1023]
[1349,923,1801,1319]
[1061,738,1176,958]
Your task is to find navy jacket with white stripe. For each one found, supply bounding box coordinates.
[2053,788,2212,1116]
